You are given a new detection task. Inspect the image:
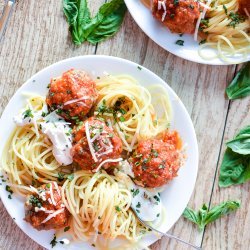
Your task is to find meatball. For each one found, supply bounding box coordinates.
[25,182,70,230]
[152,0,200,34]
[71,117,123,172]
[131,131,182,188]
[46,69,98,121]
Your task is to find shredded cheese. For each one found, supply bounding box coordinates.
[161,1,166,11]
[41,208,65,224]
[162,11,167,22]
[198,1,211,10]
[244,8,250,19]
[53,181,60,197]
[63,96,89,106]
[29,186,39,195]
[194,0,212,41]
[94,158,123,173]
[49,183,57,206]
[85,121,98,162]
[158,0,161,10]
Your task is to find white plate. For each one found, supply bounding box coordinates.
[124,0,250,65]
[0,55,198,250]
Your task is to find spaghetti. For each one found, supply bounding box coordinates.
[61,171,150,248]
[1,71,175,249]
[199,0,250,62]
[95,75,172,152]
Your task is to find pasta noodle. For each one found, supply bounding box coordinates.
[1,73,170,249]
[95,75,172,152]
[61,171,150,248]
[199,0,250,62]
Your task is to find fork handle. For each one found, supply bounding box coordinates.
[161,231,202,250]
[0,1,14,41]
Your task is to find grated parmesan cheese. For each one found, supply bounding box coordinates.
[94,158,123,173]
[85,121,98,162]
[41,208,65,224]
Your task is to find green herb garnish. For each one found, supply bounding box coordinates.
[22,109,34,119]
[226,62,250,100]
[175,40,184,46]
[183,201,240,231]
[219,126,250,187]
[50,234,58,248]
[63,0,127,45]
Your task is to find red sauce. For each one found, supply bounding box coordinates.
[46,69,98,121]
[24,183,70,230]
[238,0,250,16]
[71,117,123,172]
[152,0,200,34]
[131,130,182,188]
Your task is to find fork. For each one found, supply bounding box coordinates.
[131,207,202,250]
[0,0,15,42]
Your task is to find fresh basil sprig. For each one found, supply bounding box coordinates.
[226,62,250,100]
[219,126,250,187]
[63,0,127,45]
[183,201,240,231]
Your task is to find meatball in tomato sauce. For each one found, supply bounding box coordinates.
[46,69,98,121]
[131,131,182,188]
[71,117,123,172]
[152,0,200,34]
[25,182,70,230]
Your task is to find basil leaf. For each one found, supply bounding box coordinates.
[226,62,250,100]
[198,204,208,230]
[84,0,127,44]
[183,207,200,225]
[63,0,126,45]
[219,148,250,187]
[226,126,250,155]
[204,201,240,225]
[183,201,240,231]
[63,0,91,44]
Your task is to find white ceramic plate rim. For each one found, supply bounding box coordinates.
[124,0,250,65]
[0,55,199,250]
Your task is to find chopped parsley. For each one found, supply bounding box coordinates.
[50,235,58,248]
[22,109,34,119]
[223,5,227,15]
[6,185,13,199]
[158,164,165,169]
[151,149,158,157]
[137,65,142,70]
[174,0,179,6]
[119,116,125,122]
[41,111,47,117]
[136,202,141,208]
[199,19,209,31]
[64,226,70,232]
[136,209,140,213]
[189,4,194,9]
[67,174,74,181]
[157,213,160,217]
[199,39,207,45]
[57,172,65,182]
[115,206,121,212]
[153,195,160,202]
[29,195,42,208]
[228,11,245,28]
[132,189,140,197]
[175,40,184,46]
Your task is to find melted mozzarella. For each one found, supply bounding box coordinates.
[41,122,72,165]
